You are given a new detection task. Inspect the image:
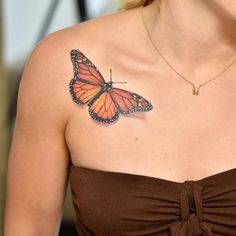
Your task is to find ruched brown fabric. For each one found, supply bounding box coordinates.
[69,164,236,236]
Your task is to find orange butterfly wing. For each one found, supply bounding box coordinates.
[88,88,153,124]
[88,91,119,123]
[109,88,153,114]
[69,50,105,105]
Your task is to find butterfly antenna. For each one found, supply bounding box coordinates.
[110,68,112,82]
[109,68,127,84]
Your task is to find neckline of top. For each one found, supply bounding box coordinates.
[69,164,236,185]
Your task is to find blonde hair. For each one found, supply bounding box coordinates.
[118,0,154,10]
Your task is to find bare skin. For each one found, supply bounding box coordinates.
[4,0,236,235]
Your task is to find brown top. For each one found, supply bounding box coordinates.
[69,164,236,236]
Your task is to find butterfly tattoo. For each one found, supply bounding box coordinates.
[69,49,153,124]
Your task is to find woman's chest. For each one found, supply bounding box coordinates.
[65,71,236,181]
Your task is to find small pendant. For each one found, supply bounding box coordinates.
[192,85,200,95]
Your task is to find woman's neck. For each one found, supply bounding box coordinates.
[143,0,236,77]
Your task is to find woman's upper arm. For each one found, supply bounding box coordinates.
[4,34,72,235]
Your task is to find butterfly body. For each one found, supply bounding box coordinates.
[87,81,113,105]
[69,49,153,124]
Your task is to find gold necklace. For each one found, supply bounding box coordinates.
[140,5,236,95]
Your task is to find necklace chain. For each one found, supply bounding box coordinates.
[140,5,236,95]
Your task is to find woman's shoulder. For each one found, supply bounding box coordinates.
[25,9,138,81]
[32,7,141,60]
[38,9,135,46]
[25,6,144,97]
[20,8,142,125]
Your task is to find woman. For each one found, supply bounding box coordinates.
[4,0,236,235]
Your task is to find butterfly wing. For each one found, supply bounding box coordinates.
[109,88,153,114]
[69,50,106,105]
[88,91,120,124]
[69,79,102,105]
[88,88,153,124]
